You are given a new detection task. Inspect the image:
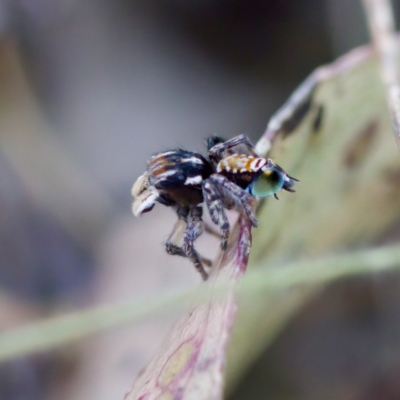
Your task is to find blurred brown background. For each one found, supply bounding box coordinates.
[2,1,400,399]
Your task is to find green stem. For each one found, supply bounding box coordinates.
[0,244,399,362]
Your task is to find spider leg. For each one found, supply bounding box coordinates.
[164,206,210,280]
[202,179,231,250]
[165,212,186,252]
[182,206,209,280]
[208,174,259,228]
[166,244,212,269]
[208,134,259,165]
[165,207,188,256]
[203,221,222,239]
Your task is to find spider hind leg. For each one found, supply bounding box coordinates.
[165,206,210,280]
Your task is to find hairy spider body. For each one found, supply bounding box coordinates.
[147,149,212,208]
[132,135,297,280]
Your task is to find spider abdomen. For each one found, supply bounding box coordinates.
[148,149,213,207]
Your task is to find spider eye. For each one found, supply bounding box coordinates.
[251,168,285,197]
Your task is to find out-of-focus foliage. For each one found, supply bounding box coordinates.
[1,1,400,400]
[227,43,400,393]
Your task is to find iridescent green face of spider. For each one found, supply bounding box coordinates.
[251,167,297,198]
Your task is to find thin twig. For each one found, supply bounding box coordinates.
[362,0,400,149]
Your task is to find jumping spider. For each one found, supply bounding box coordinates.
[132,134,297,280]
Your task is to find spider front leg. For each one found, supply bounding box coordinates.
[203,174,258,250]
[202,179,231,251]
[210,174,258,227]
[208,134,259,165]
[203,221,223,239]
